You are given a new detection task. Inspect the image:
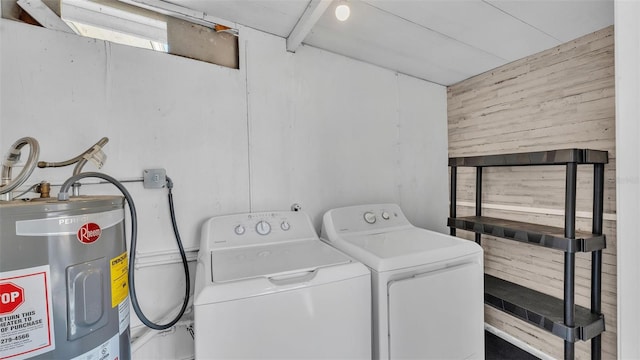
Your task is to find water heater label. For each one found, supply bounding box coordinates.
[0,265,55,359]
[118,298,129,335]
[110,252,129,308]
[70,333,119,360]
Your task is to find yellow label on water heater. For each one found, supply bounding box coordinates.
[110,251,129,307]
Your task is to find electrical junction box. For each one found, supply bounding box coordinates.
[143,169,166,189]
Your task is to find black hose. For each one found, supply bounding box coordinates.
[162,176,191,329]
[58,172,190,330]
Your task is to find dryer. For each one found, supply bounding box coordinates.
[321,203,484,359]
[194,211,371,359]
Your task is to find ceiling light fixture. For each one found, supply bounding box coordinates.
[335,3,350,21]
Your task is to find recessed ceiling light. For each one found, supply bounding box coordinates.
[335,4,350,21]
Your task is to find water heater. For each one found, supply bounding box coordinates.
[0,196,131,360]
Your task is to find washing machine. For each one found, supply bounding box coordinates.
[321,203,484,359]
[193,210,371,359]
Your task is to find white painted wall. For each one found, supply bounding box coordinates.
[615,1,640,358]
[0,18,448,358]
[244,26,448,233]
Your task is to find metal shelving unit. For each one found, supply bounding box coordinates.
[448,148,607,360]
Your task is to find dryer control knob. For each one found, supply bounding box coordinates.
[281,221,290,231]
[381,211,390,220]
[234,225,245,235]
[363,211,377,224]
[256,220,271,235]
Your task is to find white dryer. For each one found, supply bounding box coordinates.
[321,204,484,359]
[193,211,371,359]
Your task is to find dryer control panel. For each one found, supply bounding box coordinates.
[321,203,412,236]
[201,211,318,250]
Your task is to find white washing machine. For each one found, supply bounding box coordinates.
[321,203,484,360]
[193,210,371,359]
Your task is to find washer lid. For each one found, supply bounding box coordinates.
[329,228,482,272]
[210,240,352,283]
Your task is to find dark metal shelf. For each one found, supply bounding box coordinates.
[448,148,607,359]
[485,274,605,342]
[449,149,608,167]
[448,216,606,253]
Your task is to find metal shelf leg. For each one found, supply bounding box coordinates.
[450,166,457,236]
[591,163,605,360]
[564,163,577,360]
[475,167,482,244]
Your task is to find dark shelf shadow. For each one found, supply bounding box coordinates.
[486,331,540,360]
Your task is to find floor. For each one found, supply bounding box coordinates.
[485,331,540,360]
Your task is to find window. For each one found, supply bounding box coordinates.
[61,0,169,52]
[3,0,239,69]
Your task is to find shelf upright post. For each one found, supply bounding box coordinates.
[475,167,482,244]
[591,163,605,360]
[450,166,457,236]
[564,162,578,360]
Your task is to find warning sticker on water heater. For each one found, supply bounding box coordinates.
[118,298,129,335]
[110,252,129,308]
[0,265,55,359]
[70,333,119,360]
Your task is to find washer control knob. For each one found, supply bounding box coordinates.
[234,225,245,235]
[256,220,271,235]
[363,212,377,224]
[281,221,291,231]
[381,211,390,220]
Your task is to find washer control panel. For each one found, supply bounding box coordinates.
[362,210,394,224]
[202,211,318,250]
[361,209,398,225]
[322,203,412,235]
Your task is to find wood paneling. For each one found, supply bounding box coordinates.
[447,26,615,359]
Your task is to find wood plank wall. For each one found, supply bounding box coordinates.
[447,26,615,359]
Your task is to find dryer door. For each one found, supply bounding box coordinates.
[388,261,484,359]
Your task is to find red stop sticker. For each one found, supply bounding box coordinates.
[0,282,24,314]
[77,223,101,244]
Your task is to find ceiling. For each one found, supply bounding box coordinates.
[164,0,613,86]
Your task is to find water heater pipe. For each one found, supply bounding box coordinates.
[38,137,109,175]
[0,137,40,197]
